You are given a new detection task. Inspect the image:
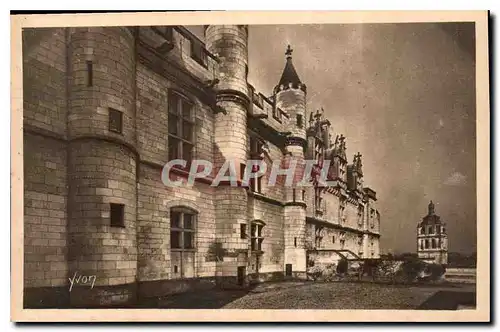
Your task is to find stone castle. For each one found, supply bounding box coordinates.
[22,25,380,307]
[417,201,448,265]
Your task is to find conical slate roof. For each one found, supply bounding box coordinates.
[277,45,302,87]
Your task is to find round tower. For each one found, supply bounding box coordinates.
[205,25,249,286]
[274,45,308,278]
[274,44,307,142]
[67,27,137,306]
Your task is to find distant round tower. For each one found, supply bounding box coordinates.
[205,25,250,285]
[274,45,308,278]
[67,27,138,306]
[417,201,448,265]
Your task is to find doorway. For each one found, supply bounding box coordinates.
[237,266,246,286]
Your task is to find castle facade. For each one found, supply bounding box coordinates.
[22,25,380,307]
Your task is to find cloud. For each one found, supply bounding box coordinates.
[444,172,467,186]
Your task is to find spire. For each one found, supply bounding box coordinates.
[277,44,302,88]
[428,200,435,215]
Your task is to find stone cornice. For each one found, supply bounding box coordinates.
[285,136,307,149]
[247,191,284,207]
[306,216,379,237]
[284,201,307,209]
[216,89,251,109]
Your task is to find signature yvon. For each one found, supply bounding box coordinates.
[68,272,96,292]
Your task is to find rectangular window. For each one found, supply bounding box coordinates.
[249,136,263,158]
[315,227,323,248]
[168,91,194,164]
[240,163,247,185]
[302,190,306,201]
[292,189,296,202]
[110,203,125,228]
[273,105,282,122]
[332,236,335,243]
[297,114,303,128]
[251,223,264,251]
[108,108,123,134]
[86,61,93,87]
[315,188,323,214]
[170,209,195,250]
[294,237,297,247]
[250,176,262,193]
[240,224,247,239]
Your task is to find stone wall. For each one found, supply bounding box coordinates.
[23,28,67,136]
[23,27,69,300]
[23,134,68,289]
[136,164,217,297]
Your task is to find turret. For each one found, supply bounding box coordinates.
[274,45,308,278]
[67,27,138,306]
[205,25,250,286]
[275,45,307,143]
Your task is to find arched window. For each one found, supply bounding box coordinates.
[250,220,265,252]
[170,207,197,279]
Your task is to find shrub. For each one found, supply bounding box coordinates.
[422,263,446,282]
[399,258,427,283]
[322,263,337,281]
[307,265,323,281]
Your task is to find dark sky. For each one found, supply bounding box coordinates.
[189,23,476,254]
